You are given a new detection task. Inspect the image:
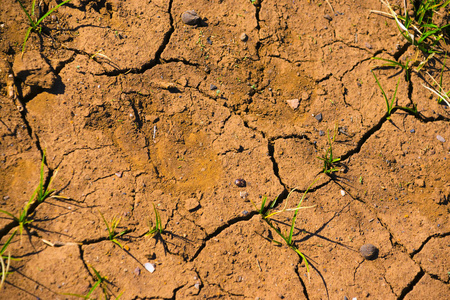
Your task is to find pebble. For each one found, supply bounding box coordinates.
[436,135,445,143]
[324,14,332,21]
[144,262,156,273]
[365,42,373,49]
[286,99,300,110]
[410,129,415,133]
[210,84,217,90]
[181,10,201,25]
[240,191,249,199]
[340,190,345,196]
[240,33,248,42]
[242,210,249,216]
[134,267,141,276]
[360,244,378,260]
[315,113,323,122]
[235,179,246,187]
[115,172,122,178]
[319,130,325,136]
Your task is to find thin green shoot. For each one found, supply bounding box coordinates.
[317,125,341,174]
[256,178,319,280]
[146,204,164,237]
[0,192,36,241]
[372,71,399,119]
[372,71,418,119]
[36,151,59,203]
[16,0,72,52]
[64,265,124,299]
[371,57,412,81]
[100,212,127,249]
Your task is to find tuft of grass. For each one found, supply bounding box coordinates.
[0,193,36,241]
[252,178,319,280]
[16,0,72,53]
[317,125,341,174]
[146,204,164,237]
[371,0,450,56]
[372,71,418,119]
[100,212,128,249]
[64,265,124,299]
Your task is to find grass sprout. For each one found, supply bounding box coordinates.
[0,193,36,241]
[16,0,72,52]
[146,204,164,237]
[317,125,341,174]
[372,71,418,119]
[100,212,127,249]
[64,265,124,299]
[254,178,320,280]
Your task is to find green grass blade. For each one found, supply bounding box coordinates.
[288,177,319,244]
[16,0,36,28]
[0,230,17,256]
[372,71,389,112]
[22,27,33,53]
[36,0,72,25]
[0,210,16,221]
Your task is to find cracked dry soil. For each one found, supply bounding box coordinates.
[1,0,450,299]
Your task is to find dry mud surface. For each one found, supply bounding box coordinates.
[1,0,450,299]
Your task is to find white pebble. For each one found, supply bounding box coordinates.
[340,190,345,196]
[144,262,155,273]
[437,135,445,143]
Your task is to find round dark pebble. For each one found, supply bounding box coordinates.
[235,178,246,187]
[360,244,379,260]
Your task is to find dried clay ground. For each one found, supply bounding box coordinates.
[1,0,450,299]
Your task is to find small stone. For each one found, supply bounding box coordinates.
[240,191,249,199]
[144,262,156,273]
[365,42,373,49]
[414,178,425,188]
[235,178,246,187]
[134,267,141,276]
[194,283,201,289]
[240,33,248,42]
[115,172,122,178]
[315,113,323,122]
[319,130,325,136]
[436,135,445,143]
[340,190,345,196]
[242,210,249,216]
[3,196,9,201]
[210,84,217,90]
[360,244,378,260]
[185,198,200,211]
[410,129,415,133]
[181,10,201,25]
[286,99,300,110]
[324,14,332,21]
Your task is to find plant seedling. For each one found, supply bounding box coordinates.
[254,178,319,280]
[0,192,36,242]
[64,265,123,299]
[16,0,72,52]
[317,125,341,174]
[372,71,418,119]
[100,212,127,249]
[146,204,164,237]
